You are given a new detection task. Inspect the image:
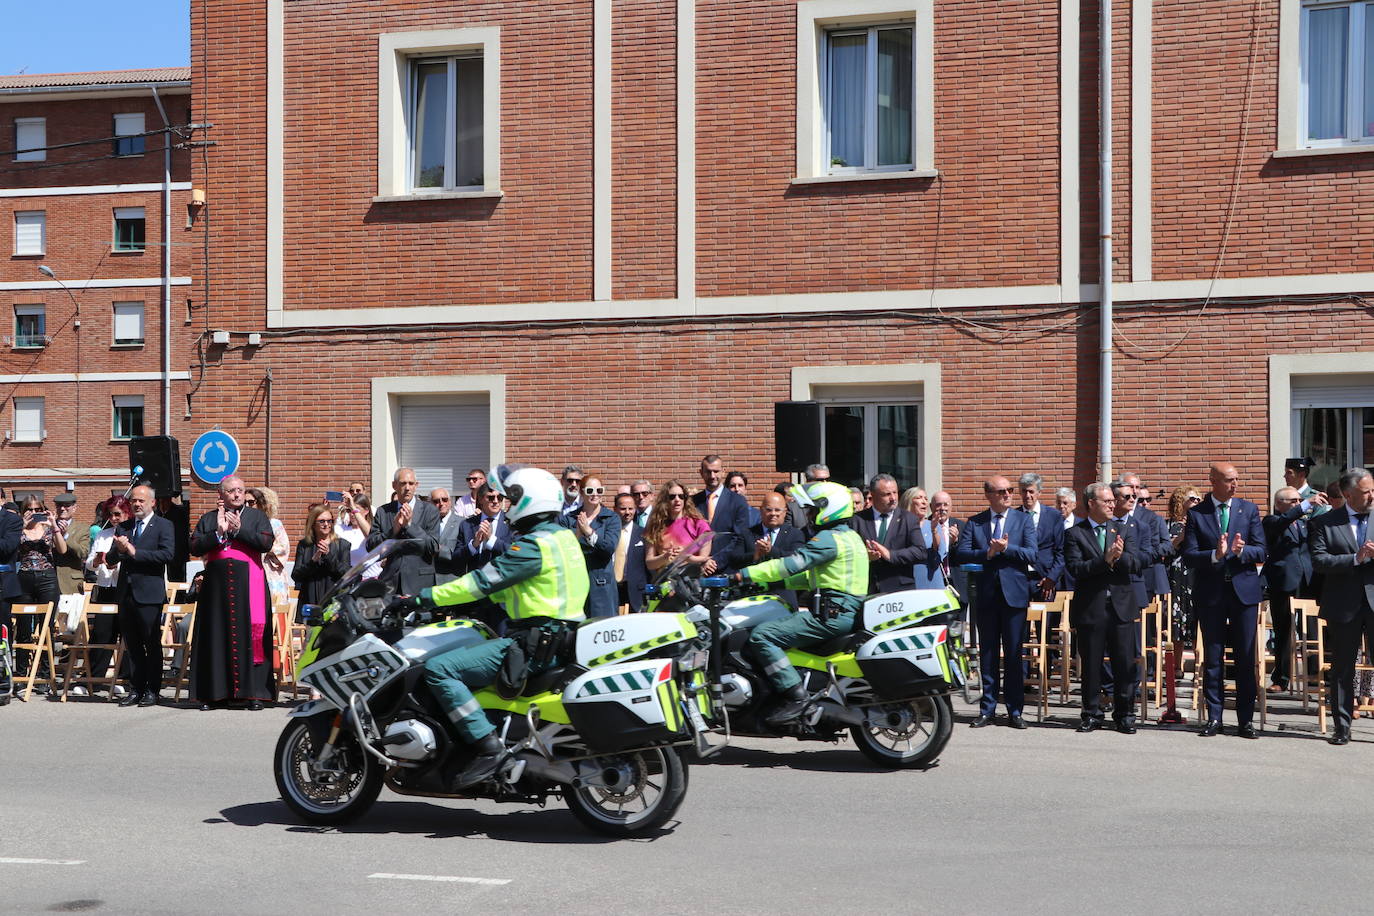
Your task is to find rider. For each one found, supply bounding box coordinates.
[732,481,869,724]
[397,465,588,789]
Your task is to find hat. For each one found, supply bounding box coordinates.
[54,493,77,505]
[1284,457,1315,472]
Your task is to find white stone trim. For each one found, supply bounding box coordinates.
[794,0,935,180]
[677,0,696,302]
[267,0,284,333]
[594,0,612,301]
[1276,0,1302,154]
[790,362,942,492]
[0,277,191,291]
[1060,0,1080,292]
[1268,351,1374,491]
[790,169,938,185]
[1109,271,1374,300]
[375,27,502,199]
[0,182,192,199]
[0,371,191,384]
[1130,0,1152,282]
[370,375,506,501]
[1271,144,1374,158]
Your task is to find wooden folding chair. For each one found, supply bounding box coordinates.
[1052,591,1074,705]
[1021,604,1051,722]
[1255,600,1276,729]
[60,603,124,701]
[162,603,196,701]
[1137,597,1168,721]
[165,582,188,605]
[1292,599,1326,722]
[10,603,57,701]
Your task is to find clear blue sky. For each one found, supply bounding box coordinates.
[1,1,190,75]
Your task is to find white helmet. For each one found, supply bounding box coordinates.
[489,464,561,525]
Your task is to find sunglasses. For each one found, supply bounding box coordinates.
[432,497,451,503]
[631,491,651,498]
[465,476,482,483]
[667,493,686,501]
[483,493,502,501]
[1137,496,1152,504]
[316,517,334,525]
[244,499,258,506]
[583,486,605,496]
[987,488,1012,496]
[564,479,584,486]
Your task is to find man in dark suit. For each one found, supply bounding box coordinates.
[1182,462,1267,738]
[456,484,513,630]
[1065,482,1143,733]
[367,467,441,595]
[1017,473,1064,599]
[1121,474,1171,602]
[851,473,926,594]
[953,475,1039,729]
[0,503,22,670]
[691,454,752,575]
[106,485,174,707]
[430,487,467,583]
[1309,468,1374,746]
[914,491,961,589]
[611,493,650,612]
[1263,486,1314,693]
[750,491,807,606]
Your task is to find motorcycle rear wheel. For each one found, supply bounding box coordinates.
[850,694,953,769]
[564,746,688,837]
[275,718,384,825]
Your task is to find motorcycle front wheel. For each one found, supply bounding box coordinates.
[274,718,384,825]
[564,746,688,838]
[850,694,953,769]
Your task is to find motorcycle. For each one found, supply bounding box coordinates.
[274,540,725,837]
[647,540,963,768]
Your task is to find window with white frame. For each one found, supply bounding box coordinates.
[13,304,46,349]
[112,395,144,440]
[113,207,146,252]
[377,28,501,199]
[1302,1,1374,146]
[15,117,45,162]
[112,301,145,346]
[13,210,44,256]
[12,396,44,442]
[825,25,913,172]
[410,55,485,190]
[113,112,146,156]
[796,1,934,181]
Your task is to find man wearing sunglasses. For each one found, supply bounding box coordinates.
[455,484,513,630]
[430,488,464,585]
[1120,472,1171,604]
[953,476,1039,729]
[455,469,486,520]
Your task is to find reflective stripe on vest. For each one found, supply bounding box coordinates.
[808,526,869,597]
[499,527,589,621]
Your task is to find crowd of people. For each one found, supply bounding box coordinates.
[2,453,1371,747]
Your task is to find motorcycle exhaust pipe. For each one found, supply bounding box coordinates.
[814,699,867,728]
[510,751,577,786]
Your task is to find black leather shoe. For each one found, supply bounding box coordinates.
[247,700,264,711]
[764,685,809,725]
[969,714,995,728]
[1198,720,1221,737]
[1115,719,1137,735]
[118,691,141,708]
[198,703,212,712]
[1076,718,1101,733]
[137,691,157,707]
[450,734,505,790]
[1236,723,1259,740]
[1330,727,1351,746]
[1008,713,1028,730]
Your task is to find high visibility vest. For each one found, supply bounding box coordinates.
[493,527,589,621]
[803,526,869,597]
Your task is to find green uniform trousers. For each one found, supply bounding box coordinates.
[748,610,857,691]
[423,636,560,743]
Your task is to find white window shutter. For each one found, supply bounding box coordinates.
[396,399,490,495]
[113,302,144,343]
[15,118,45,162]
[13,397,43,441]
[114,206,145,221]
[14,211,44,255]
[114,112,144,136]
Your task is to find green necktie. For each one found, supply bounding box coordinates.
[1218,502,1230,537]
[877,514,889,543]
[1095,524,1106,551]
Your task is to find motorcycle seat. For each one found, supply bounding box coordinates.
[807,631,870,657]
[520,664,584,698]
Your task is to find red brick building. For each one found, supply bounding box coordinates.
[1,68,196,508]
[165,1,1374,526]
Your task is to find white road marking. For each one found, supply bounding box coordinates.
[369,872,510,886]
[0,857,85,866]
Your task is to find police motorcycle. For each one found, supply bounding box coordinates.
[273,540,724,838]
[648,535,961,768]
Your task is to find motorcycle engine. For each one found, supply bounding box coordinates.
[719,673,754,708]
[382,718,439,762]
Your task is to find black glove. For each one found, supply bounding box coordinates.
[730,573,744,586]
[384,595,424,616]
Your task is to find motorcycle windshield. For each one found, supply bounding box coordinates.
[650,531,713,586]
[319,540,403,605]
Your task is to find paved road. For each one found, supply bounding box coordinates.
[0,694,1369,915]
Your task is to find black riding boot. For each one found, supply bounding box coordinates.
[450,733,505,790]
[765,684,809,725]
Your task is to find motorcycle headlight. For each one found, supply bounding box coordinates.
[947,619,965,639]
[678,646,709,671]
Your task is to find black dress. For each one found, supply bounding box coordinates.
[290,538,351,619]
[188,507,276,703]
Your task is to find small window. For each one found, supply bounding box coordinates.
[409,54,485,191]
[1302,0,1374,146]
[13,211,45,256]
[12,396,44,443]
[113,207,146,252]
[112,395,145,440]
[13,305,45,349]
[112,301,145,346]
[113,113,146,156]
[824,25,914,173]
[15,117,45,162]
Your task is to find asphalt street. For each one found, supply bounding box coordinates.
[0,693,1369,915]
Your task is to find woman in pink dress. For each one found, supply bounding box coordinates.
[644,479,713,573]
